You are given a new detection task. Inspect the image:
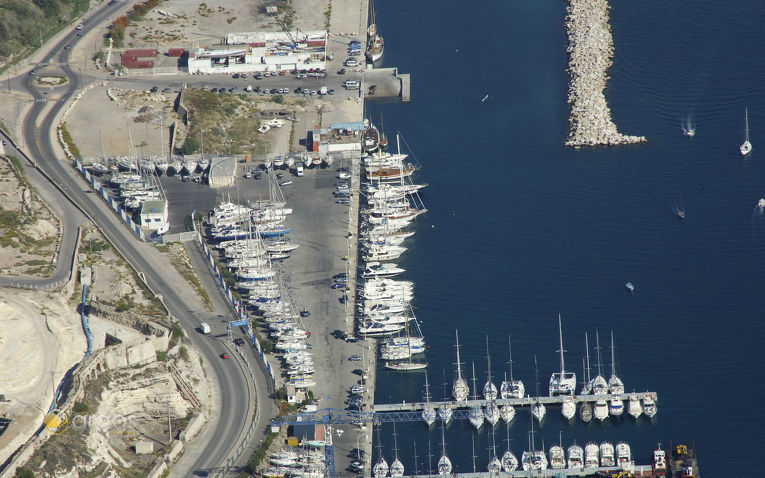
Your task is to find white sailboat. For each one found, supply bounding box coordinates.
[468,362,484,430]
[500,335,525,399]
[452,330,469,401]
[592,331,609,395]
[501,423,518,472]
[531,356,546,423]
[741,107,752,156]
[608,331,624,417]
[483,337,498,400]
[581,332,593,394]
[521,414,548,471]
[579,357,593,422]
[549,314,576,396]
[421,373,437,427]
[437,426,452,474]
[438,370,453,424]
[373,430,389,478]
[389,425,404,477]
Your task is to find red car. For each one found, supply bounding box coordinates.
[221,353,230,359]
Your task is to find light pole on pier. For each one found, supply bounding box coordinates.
[356,432,367,460]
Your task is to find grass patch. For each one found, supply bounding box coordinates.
[60,122,81,158]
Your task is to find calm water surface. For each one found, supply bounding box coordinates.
[366,1,765,475]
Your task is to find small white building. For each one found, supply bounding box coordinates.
[139,200,168,231]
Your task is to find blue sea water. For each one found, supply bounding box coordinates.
[366,0,765,475]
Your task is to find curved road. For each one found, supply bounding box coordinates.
[8,2,272,475]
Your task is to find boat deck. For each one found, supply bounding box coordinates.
[373,391,658,413]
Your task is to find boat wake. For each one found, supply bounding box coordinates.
[671,204,686,219]
[680,116,696,137]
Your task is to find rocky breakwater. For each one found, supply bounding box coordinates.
[565,0,646,147]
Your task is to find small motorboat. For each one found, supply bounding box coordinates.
[677,210,685,219]
[758,198,765,209]
[625,282,634,293]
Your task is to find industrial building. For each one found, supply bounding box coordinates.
[308,122,364,154]
[187,30,327,74]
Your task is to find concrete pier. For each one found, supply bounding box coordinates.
[564,0,646,147]
[393,465,655,477]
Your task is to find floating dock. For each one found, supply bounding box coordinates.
[373,391,658,413]
[399,466,655,477]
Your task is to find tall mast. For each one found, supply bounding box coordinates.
[486,336,493,383]
[610,330,616,377]
[471,361,478,400]
[595,330,603,377]
[557,313,566,375]
[455,330,464,380]
[508,335,515,381]
[585,332,591,383]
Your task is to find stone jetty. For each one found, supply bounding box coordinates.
[565,0,646,147]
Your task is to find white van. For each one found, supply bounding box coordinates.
[343,80,360,90]
[345,58,359,67]
[296,164,304,177]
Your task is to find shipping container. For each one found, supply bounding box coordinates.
[167,48,186,57]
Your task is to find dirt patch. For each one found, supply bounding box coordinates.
[0,157,61,277]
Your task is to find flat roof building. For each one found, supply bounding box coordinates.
[140,200,168,231]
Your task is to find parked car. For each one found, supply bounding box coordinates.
[338,172,351,179]
[150,86,159,92]
[221,353,230,359]
[349,355,363,362]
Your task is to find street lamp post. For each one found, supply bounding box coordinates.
[356,432,367,460]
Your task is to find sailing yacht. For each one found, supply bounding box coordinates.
[521,415,548,471]
[600,441,615,467]
[608,331,625,417]
[487,428,502,473]
[483,337,498,400]
[373,430,389,478]
[501,424,518,472]
[452,331,469,401]
[468,362,484,430]
[592,331,609,395]
[421,373,437,426]
[484,401,500,427]
[499,379,516,423]
[568,443,584,469]
[581,333,593,394]
[531,357,546,423]
[549,314,576,396]
[437,426,452,474]
[579,357,593,422]
[366,0,384,62]
[389,425,405,477]
[579,400,593,423]
[500,336,525,399]
[741,107,752,156]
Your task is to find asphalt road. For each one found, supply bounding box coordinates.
[10,3,269,476]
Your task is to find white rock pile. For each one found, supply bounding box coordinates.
[565,0,646,147]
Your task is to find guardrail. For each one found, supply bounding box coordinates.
[196,230,277,388]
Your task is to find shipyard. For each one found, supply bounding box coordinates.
[0,0,710,476]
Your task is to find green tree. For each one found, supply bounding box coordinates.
[180,137,200,155]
